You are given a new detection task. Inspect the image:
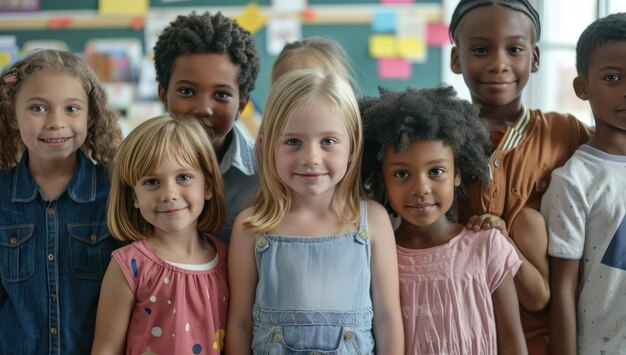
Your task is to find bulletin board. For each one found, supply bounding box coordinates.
[0,0,445,109]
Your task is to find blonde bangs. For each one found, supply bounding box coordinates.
[108,116,225,240]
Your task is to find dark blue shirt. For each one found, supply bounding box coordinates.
[0,150,122,354]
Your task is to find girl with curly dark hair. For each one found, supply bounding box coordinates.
[361,86,527,355]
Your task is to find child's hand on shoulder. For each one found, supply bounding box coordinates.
[466,213,508,237]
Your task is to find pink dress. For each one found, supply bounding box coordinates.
[112,233,228,355]
[397,228,521,355]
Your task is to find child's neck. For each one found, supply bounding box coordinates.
[587,120,626,156]
[29,153,77,201]
[479,100,524,128]
[395,217,463,250]
[147,228,215,264]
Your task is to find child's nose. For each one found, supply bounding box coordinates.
[488,52,509,74]
[303,145,321,166]
[161,183,179,201]
[46,109,66,129]
[196,96,214,117]
[411,178,431,196]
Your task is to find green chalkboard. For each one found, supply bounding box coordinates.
[1,0,443,109]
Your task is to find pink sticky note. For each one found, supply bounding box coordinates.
[381,0,413,3]
[378,58,412,79]
[427,23,451,46]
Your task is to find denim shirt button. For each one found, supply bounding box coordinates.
[50,292,57,301]
[272,332,283,342]
[9,237,17,244]
[344,330,354,339]
[47,253,54,261]
[50,327,57,335]
[90,234,97,243]
[358,230,367,239]
[47,208,54,215]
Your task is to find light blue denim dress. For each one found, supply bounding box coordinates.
[252,200,375,354]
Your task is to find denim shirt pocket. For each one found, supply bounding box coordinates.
[0,224,35,282]
[67,222,111,280]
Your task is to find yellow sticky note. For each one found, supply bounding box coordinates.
[398,37,425,61]
[99,0,147,16]
[235,3,267,35]
[0,52,11,68]
[369,35,397,58]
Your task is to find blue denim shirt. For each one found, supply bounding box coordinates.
[0,150,122,355]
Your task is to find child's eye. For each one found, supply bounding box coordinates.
[429,168,445,177]
[142,178,159,186]
[65,105,79,113]
[214,91,232,99]
[178,88,194,96]
[285,138,301,146]
[603,74,621,82]
[393,171,409,179]
[177,174,193,182]
[30,105,47,112]
[508,47,523,54]
[471,48,488,55]
[321,138,337,145]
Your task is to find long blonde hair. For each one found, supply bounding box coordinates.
[0,49,121,171]
[245,69,363,233]
[107,115,226,241]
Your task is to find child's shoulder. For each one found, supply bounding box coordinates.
[531,108,590,131]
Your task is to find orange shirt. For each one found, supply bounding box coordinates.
[458,107,592,355]
[460,108,592,228]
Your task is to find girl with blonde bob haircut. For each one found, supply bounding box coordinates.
[94,115,229,354]
[107,115,225,240]
[227,69,404,354]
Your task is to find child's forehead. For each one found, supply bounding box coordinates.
[170,53,240,86]
[455,5,537,43]
[382,139,455,163]
[588,40,626,69]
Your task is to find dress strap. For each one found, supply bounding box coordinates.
[354,199,369,245]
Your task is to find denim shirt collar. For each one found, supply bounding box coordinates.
[219,123,255,176]
[12,149,98,203]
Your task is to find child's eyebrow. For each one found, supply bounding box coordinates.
[598,65,625,72]
[25,96,85,103]
[467,35,530,42]
[173,79,237,91]
[386,158,451,166]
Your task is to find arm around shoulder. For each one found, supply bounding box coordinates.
[91,259,135,355]
[225,208,258,355]
[367,200,404,354]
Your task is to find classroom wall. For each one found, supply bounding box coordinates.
[0,0,444,111]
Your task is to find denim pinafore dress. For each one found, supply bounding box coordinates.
[251,200,374,354]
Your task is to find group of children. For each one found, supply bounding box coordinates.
[0,1,624,354]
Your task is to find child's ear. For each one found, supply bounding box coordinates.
[531,45,540,73]
[451,46,462,74]
[158,84,168,110]
[573,76,589,101]
[205,180,213,200]
[238,96,250,119]
[454,169,462,188]
[133,193,139,208]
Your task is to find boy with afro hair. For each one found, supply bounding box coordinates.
[154,11,260,243]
